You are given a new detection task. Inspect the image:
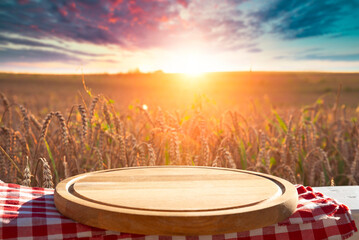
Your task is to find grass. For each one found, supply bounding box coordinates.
[0,72,359,188]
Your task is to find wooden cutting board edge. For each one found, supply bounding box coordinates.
[54,166,298,235]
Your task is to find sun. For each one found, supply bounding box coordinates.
[180,53,207,76]
[164,50,214,75]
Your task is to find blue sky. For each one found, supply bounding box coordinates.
[0,0,359,73]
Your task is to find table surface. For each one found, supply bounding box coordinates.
[313,186,359,239]
[313,186,359,210]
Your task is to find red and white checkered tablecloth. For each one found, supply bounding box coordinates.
[0,183,357,240]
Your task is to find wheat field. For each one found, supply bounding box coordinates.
[1,73,359,188]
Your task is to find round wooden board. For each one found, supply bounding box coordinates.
[54,166,298,235]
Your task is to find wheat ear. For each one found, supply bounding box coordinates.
[18,104,30,138]
[53,111,69,148]
[39,112,54,143]
[22,157,31,187]
[279,164,296,184]
[222,149,236,168]
[94,147,104,170]
[87,95,99,142]
[78,104,87,153]
[200,135,210,166]
[102,102,112,128]
[40,158,53,188]
[0,92,11,127]
[169,128,181,165]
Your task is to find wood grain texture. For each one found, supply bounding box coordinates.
[54,166,298,235]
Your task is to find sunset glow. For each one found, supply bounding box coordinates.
[0,0,358,73]
[164,50,213,75]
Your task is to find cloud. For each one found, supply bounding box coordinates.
[0,35,108,57]
[0,35,55,48]
[247,48,262,53]
[301,53,359,62]
[0,48,83,63]
[274,52,359,62]
[175,0,257,51]
[251,0,359,39]
[0,0,257,52]
[0,0,189,48]
[0,0,358,68]
[301,48,324,53]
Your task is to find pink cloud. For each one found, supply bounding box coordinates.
[68,2,77,12]
[177,0,188,8]
[58,7,68,17]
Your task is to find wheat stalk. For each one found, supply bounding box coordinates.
[62,156,70,179]
[29,113,42,131]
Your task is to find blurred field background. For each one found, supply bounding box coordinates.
[1,72,359,188]
[2,72,359,112]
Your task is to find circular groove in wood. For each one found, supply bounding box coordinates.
[72,167,282,212]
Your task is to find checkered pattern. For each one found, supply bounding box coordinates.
[0,183,357,240]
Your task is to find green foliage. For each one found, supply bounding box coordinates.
[272,109,287,133]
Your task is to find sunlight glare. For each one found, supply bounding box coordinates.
[181,53,206,76]
[165,50,214,75]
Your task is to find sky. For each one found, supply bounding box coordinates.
[0,0,359,74]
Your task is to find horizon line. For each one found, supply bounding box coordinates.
[1,70,359,75]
